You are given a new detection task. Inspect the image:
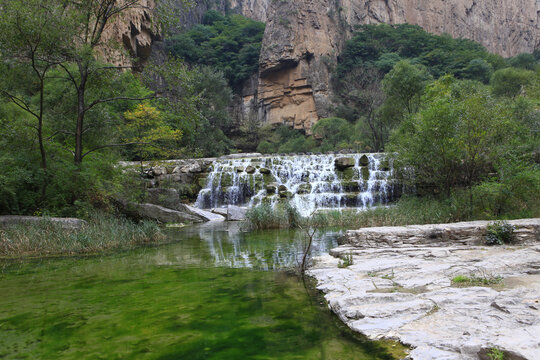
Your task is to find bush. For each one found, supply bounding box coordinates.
[485,221,515,246]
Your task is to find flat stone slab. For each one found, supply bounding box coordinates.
[0,216,87,229]
[342,219,540,248]
[310,219,540,360]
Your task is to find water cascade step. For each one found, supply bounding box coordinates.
[195,153,400,216]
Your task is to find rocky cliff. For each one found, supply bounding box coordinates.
[107,0,540,131]
[254,0,540,132]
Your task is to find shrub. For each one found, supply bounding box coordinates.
[485,221,515,246]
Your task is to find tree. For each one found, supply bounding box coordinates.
[382,60,432,115]
[312,117,351,151]
[122,104,182,172]
[461,58,493,84]
[491,67,534,98]
[0,0,70,200]
[389,77,513,201]
[332,66,387,151]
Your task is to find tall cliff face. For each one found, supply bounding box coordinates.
[254,0,540,132]
[107,0,539,132]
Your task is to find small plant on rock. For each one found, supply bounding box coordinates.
[487,347,505,360]
[485,221,515,246]
[338,253,354,268]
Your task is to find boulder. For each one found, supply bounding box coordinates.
[278,184,288,193]
[180,204,225,222]
[146,188,180,209]
[227,205,248,221]
[266,183,278,194]
[121,202,203,224]
[335,157,355,171]
[151,166,168,176]
[245,166,256,174]
[0,216,87,230]
[260,167,271,174]
[359,155,369,166]
[212,208,228,217]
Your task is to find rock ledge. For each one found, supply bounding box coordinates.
[309,219,540,360]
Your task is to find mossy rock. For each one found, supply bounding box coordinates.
[339,167,356,181]
[380,158,390,171]
[335,157,356,171]
[361,166,370,181]
[220,173,234,187]
[341,181,361,192]
[359,155,369,166]
[260,167,271,175]
[263,173,277,184]
[297,183,312,195]
[279,191,293,199]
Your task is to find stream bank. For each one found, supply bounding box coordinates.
[309,219,540,360]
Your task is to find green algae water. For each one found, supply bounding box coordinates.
[0,222,405,359]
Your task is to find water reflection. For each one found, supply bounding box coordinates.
[152,221,341,270]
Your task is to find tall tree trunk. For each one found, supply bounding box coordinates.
[74,72,87,165]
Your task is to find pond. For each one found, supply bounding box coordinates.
[0,222,405,359]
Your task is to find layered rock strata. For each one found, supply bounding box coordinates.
[309,219,540,359]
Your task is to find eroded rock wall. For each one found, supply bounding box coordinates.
[100,0,159,67]
[255,0,540,131]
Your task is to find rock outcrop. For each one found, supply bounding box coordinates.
[100,0,159,68]
[309,218,540,359]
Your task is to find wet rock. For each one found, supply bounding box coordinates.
[335,157,356,171]
[359,155,369,167]
[297,183,312,194]
[245,166,256,174]
[227,205,248,221]
[212,208,228,217]
[260,167,271,174]
[119,202,203,224]
[361,166,370,181]
[278,185,288,193]
[266,183,278,194]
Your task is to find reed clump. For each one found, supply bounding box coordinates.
[0,212,164,258]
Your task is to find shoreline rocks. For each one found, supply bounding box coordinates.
[309,219,540,360]
[0,216,87,230]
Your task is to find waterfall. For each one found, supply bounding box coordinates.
[195,153,399,216]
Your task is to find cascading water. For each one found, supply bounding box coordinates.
[195,153,399,216]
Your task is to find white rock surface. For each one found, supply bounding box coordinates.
[309,221,540,360]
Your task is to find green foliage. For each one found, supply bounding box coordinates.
[122,104,182,167]
[165,11,265,90]
[312,117,354,151]
[336,24,503,80]
[382,60,432,115]
[491,67,535,97]
[508,52,538,71]
[485,221,516,246]
[389,77,515,196]
[487,348,505,360]
[451,274,503,287]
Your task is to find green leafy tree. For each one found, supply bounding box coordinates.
[491,67,534,97]
[390,77,513,200]
[122,104,182,172]
[382,60,432,115]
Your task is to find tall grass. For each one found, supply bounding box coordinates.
[0,212,164,258]
[245,193,536,231]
